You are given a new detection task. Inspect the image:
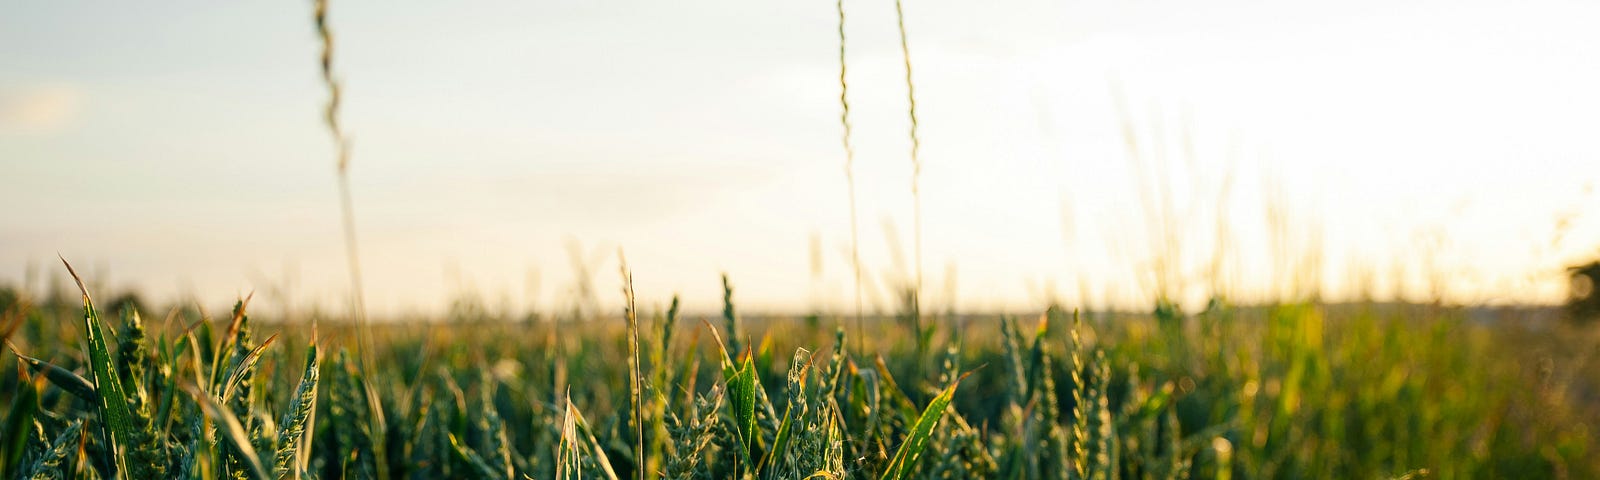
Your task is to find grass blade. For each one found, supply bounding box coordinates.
[619,254,646,480]
[221,333,278,404]
[60,258,143,478]
[556,391,582,480]
[449,433,507,480]
[8,346,96,403]
[727,355,761,466]
[565,396,620,480]
[879,375,962,480]
[186,383,270,480]
[2,372,43,478]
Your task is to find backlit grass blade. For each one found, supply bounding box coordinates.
[0,310,20,349]
[8,347,96,402]
[186,383,270,480]
[212,297,253,393]
[449,433,507,479]
[1,372,43,478]
[879,375,962,480]
[565,395,620,480]
[154,328,185,436]
[221,333,278,404]
[727,355,761,466]
[60,258,142,478]
[556,391,581,480]
[619,256,645,480]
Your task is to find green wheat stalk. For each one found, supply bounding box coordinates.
[619,252,646,480]
[1071,310,1089,479]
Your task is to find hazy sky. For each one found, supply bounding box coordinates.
[3,1,1599,316]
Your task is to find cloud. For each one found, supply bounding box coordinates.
[0,85,84,135]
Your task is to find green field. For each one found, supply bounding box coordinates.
[5,1,1599,478]
[1,269,1595,479]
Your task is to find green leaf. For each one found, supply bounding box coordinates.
[727,355,761,465]
[2,374,42,478]
[221,333,278,404]
[448,433,507,480]
[879,377,962,480]
[60,258,142,478]
[8,348,96,403]
[154,330,185,437]
[187,384,270,480]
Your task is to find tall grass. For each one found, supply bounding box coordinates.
[836,0,866,356]
[1,265,1597,478]
[619,253,645,480]
[892,0,925,349]
[313,2,388,477]
[0,2,1595,479]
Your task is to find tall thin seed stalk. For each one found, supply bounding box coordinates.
[1070,310,1089,479]
[836,0,864,355]
[893,0,924,350]
[619,252,645,480]
[313,0,365,341]
[313,2,387,477]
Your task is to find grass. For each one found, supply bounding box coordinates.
[0,269,1596,479]
[2,1,1595,479]
[836,0,865,359]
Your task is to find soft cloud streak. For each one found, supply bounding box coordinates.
[0,84,83,136]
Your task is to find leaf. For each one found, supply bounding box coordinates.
[449,433,507,480]
[564,397,620,480]
[186,384,271,480]
[212,296,254,392]
[153,329,186,436]
[60,257,143,478]
[2,373,42,478]
[727,355,761,464]
[7,347,96,403]
[221,333,279,404]
[555,391,582,480]
[879,376,963,480]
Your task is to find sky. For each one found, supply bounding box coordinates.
[3,0,1600,317]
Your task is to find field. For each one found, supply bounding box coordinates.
[6,1,1600,479]
[1,269,1597,479]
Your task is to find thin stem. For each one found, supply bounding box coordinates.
[894,0,924,347]
[619,253,645,480]
[314,2,387,477]
[838,0,864,355]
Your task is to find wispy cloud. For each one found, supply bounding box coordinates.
[0,84,83,136]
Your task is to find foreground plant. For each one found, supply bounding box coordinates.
[0,262,1594,478]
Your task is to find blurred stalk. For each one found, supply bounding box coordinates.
[836,0,864,355]
[312,1,388,477]
[893,0,924,358]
